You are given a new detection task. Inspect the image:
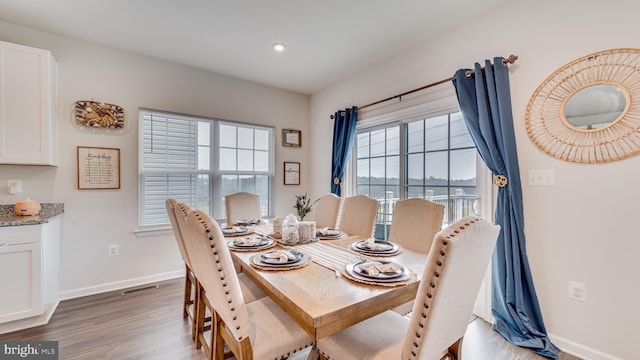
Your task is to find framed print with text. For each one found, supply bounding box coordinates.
[77,146,121,189]
[282,129,301,147]
[284,161,300,185]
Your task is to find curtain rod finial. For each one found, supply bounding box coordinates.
[503,55,518,64]
[330,114,334,119]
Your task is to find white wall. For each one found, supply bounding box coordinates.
[310,0,639,359]
[0,22,310,297]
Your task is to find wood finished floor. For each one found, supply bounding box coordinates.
[0,278,581,360]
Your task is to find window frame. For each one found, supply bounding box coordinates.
[137,108,275,229]
[347,88,493,233]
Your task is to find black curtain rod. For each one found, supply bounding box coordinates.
[329,54,518,119]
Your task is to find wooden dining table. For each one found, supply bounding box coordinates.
[227,225,428,342]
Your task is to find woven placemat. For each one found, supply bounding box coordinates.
[249,254,310,271]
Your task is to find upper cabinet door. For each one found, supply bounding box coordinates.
[0,40,57,166]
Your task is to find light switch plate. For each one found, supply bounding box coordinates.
[8,179,21,194]
[528,170,555,186]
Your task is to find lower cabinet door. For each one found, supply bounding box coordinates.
[0,242,43,323]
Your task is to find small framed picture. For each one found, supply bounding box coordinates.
[282,129,301,147]
[284,162,300,185]
[77,146,121,190]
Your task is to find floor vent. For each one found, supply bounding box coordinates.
[121,284,159,296]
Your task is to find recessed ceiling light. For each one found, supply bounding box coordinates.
[272,42,286,52]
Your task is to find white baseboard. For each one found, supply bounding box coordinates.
[60,270,185,300]
[549,333,624,360]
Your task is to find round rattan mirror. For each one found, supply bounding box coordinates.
[526,48,640,163]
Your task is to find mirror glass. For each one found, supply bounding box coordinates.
[563,84,627,130]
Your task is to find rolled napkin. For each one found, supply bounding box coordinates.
[362,238,392,250]
[233,237,263,246]
[317,227,340,236]
[235,219,259,225]
[262,250,297,264]
[223,226,245,233]
[358,261,402,276]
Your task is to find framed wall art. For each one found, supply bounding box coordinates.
[282,129,301,147]
[77,146,121,189]
[284,162,300,185]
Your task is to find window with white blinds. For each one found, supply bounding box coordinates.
[139,109,274,227]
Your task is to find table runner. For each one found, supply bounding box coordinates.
[294,241,363,272]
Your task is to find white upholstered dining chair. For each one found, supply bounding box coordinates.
[389,198,445,253]
[317,217,500,360]
[388,198,445,315]
[310,193,342,229]
[224,192,262,227]
[338,194,378,238]
[173,203,266,355]
[184,209,314,360]
[165,199,197,337]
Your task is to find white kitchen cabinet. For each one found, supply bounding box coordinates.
[0,217,61,333]
[0,40,57,165]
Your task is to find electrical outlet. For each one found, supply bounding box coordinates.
[8,179,21,194]
[108,244,119,256]
[528,169,555,186]
[568,281,586,302]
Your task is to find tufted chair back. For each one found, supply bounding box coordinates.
[401,217,500,359]
[339,194,378,238]
[166,199,192,268]
[310,193,342,229]
[224,192,262,226]
[184,210,251,342]
[388,198,445,254]
[174,202,193,249]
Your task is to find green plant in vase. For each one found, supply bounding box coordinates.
[293,193,315,220]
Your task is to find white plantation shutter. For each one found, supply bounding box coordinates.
[139,109,274,227]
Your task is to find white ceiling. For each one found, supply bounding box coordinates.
[0,0,509,95]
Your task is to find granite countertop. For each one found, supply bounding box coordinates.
[0,203,64,227]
